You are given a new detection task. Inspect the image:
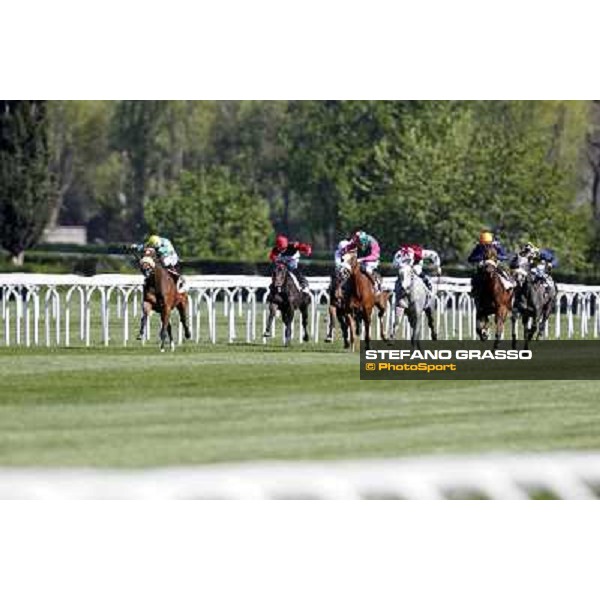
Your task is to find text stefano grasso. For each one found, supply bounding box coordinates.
[364,349,532,361]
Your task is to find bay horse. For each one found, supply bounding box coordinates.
[473,247,514,349]
[263,261,311,346]
[342,252,390,351]
[138,248,191,352]
[391,262,437,348]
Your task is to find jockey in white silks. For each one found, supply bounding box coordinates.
[392,243,441,293]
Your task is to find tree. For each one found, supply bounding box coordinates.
[145,167,273,260]
[0,101,55,265]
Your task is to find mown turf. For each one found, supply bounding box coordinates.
[2,341,600,467]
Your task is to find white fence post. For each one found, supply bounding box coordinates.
[1,274,600,347]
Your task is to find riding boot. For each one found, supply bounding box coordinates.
[296,270,311,294]
[366,271,380,292]
[394,278,404,306]
[420,272,432,292]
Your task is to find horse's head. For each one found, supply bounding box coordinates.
[483,245,498,264]
[272,261,288,292]
[333,265,351,305]
[139,255,156,278]
[341,250,358,272]
[512,256,529,286]
[398,263,414,291]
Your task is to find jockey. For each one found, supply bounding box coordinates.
[268,234,312,291]
[324,237,353,343]
[334,237,352,271]
[468,229,513,298]
[467,230,509,264]
[344,230,382,289]
[392,243,441,292]
[130,234,185,290]
[514,242,558,290]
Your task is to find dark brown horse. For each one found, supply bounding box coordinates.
[263,261,311,346]
[138,248,191,352]
[342,252,390,351]
[473,247,514,349]
[324,266,351,343]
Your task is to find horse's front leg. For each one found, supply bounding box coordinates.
[347,312,357,352]
[177,295,192,340]
[168,320,175,352]
[325,304,336,343]
[476,311,489,341]
[376,292,389,342]
[524,314,537,350]
[283,310,293,346]
[362,307,372,351]
[511,309,519,350]
[159,307,173,353]
[263,303,277,337]
[137,301,152,342]
[494,308,508,350]
[392,306,404,340]
[300,303,310,343]
[338,310,350,349]
[424,306,437,341]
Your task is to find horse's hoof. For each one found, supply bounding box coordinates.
[160,347,165,353]
[170,343,175,352]
[136,334,143,341]
[263,331,272,338]
[324,336,333,343]
[303,335,309,343]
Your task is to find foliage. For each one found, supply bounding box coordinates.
[145,167,273,260]
[0,101,55,264]
[38,100,598,272]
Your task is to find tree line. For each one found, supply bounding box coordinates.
[1,100,599,270]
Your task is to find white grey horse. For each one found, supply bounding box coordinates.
[391,262,437,347]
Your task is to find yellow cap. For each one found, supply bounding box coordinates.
[479,231,493,244]
[146,234,160,247]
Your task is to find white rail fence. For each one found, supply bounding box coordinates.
[1,453,600,499]
[1,273,600,346]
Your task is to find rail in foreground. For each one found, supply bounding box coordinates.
[1,453,600,499]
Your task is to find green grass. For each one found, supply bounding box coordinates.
[1,342,600,467]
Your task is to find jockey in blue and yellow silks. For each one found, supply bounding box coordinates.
[468,229,514,301]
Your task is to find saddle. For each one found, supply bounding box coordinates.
[482,260,514,290]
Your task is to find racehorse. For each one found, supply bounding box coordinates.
[391,262,437,348]
[511,258,557,349]
[138,248,191,352]
[473,247,514,349]
[324,265,351,343]
[263,261,311,346]
[341,252,390,351]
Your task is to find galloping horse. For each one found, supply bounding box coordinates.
[473,247,514,349]
[138,248,191,352]
[324,265,351,343]
[511,258,557,349]
[391,262,437,348]
[342,252,390,351]
[263,261,311,346]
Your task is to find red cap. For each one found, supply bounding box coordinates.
[275,235,288,250]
